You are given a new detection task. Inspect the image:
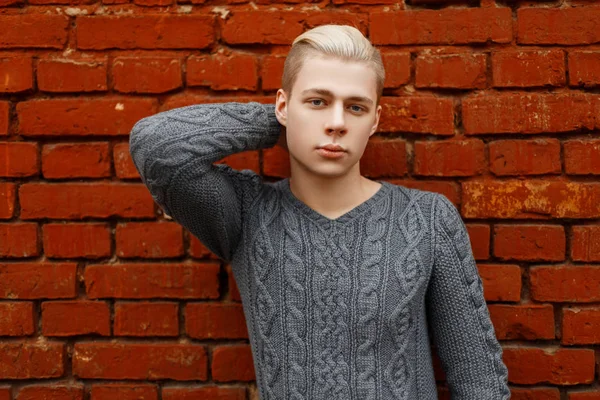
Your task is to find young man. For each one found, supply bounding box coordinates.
[130,24,510,400]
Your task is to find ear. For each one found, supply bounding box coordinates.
[275,89,288,127]
[369,104,382,137]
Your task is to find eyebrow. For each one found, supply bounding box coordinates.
[300,88,374,106]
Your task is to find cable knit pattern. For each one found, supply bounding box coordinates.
[129,101,511,400]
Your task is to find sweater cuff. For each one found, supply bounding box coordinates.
[260,103,282,149]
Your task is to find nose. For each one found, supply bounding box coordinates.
[325,102,347,135]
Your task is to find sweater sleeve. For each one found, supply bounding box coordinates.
[425,194,511,399]
[129,101,281,262]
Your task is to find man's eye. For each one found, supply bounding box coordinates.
[310,99,324,106]
[350,105,364,112]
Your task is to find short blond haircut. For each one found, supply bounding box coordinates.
[281,24,385,105]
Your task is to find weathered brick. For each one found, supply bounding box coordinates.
[42,301,110,336]
[0,223,38,258]
[37,58,107,92]
[0,342,65,379]
[187,52,257,91]
[113,142,140,179]
[185,303,248,339]
[73,343,207,380]
[116,222,183,258]
[489,139,561,176]
[564,139,600,175]
[162,386,245,400]
[466,224,490,260]
[494,225,565,261]
[43,223,111,259]
[530,265,600,303]
[17,385,83,400]
[113,57,182,94]
[360,138,406,178]
[416,53,486,89]
[261,55,285,91]
[77,16,214,50]
[571,225,600,262]
[20,183,155,220]
[42,143,110,178]
[1,183,16,219]
[562,307,600,345]
[381,51,411,88]
[114,302,178,337]
[370,8,512,45]
[510,387,560,400]
[518,7,600,45]
[0,15,68,49]
[90,384,158,400]
[0,141,38,177]
[0,262,77,299]
[0,102,9,135]
[569,51,600,87]
[379,97,454,135]
[17,98,158,136]
[492,50,565,87]
[212,345,255,382]
[84,263,220,299]
[0,302,35,336]
[489,304,555,340]
[0,57,33,93]
[478,264,521,302]
[414,140,485,176]
[503,347,595,385]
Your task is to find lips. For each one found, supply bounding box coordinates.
[318,144,345,152]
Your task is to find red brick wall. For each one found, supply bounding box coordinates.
[1,0,600,399]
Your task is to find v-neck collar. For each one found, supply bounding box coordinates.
[278,178,392,228]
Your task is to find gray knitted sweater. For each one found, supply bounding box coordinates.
[129,101,510,400]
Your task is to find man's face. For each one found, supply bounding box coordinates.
[275,55,382,180]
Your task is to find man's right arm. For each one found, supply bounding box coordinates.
[129,102,282,262]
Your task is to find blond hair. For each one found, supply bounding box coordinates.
[281,24,385,105]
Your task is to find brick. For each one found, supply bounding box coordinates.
[186,303,248,339]
[0,342,64,379]
[518,7,600,45]
[0,15,68,49]
[0,223,38,258]
[390,180,460,206]
[359,138,406,178]
[562,307,600,345]
[17,386,83,400]
[489,304,555,340]
[381,51,411,88]
[414,140,485,176]
[572,225,600,262]
[217,151,260,174]
[73,343,207,380]
[0,183,16,219]
[0,142,38,177]
[370,8,512,45]
[530,265,600,303]
[37,58,107,92]
[116,222,183,258]
[0,302,35,336]
[113,142,140,179]
[17,98,158,136]
[91,384,158,400]
[494,225,565,261]
[0,102,8,135]
[261,55,285,91]
[43,223,111,259]
[162,95,273,111]
[0,57,33,92]
[77,16,214,50]
[263,145,290,178]
[379,97,454,135]
[162,386,246,400]
[416,53,486,89]
[19,183,155,219]
[212,345,255,382]
[463,93,600,135]
[0,388,8,400]
[503,347,595,385]
[0,262,77,299]
[462,180,600,219]
[84,263,220,299]
[188,53,257,91]
[466,224,489,260]
[113,57,182,94]
[42,301,110,336]
[569,51,600,87]
[489,139,561,176]
[42,143,110,178]
[220,12,309,45]
[114,302,178,337]
[510,387,560,400]
[478,264,521,302]
[570,392,600,400]
[492,50,565,87]
[564,139,600,175]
